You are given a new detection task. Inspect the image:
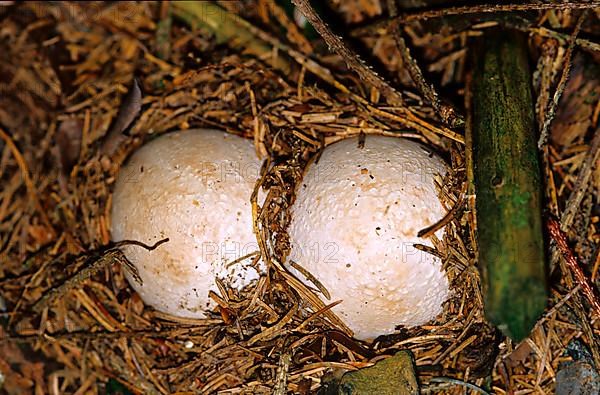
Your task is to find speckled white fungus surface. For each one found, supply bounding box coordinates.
[111,129,263,318]
[287,135,450,340]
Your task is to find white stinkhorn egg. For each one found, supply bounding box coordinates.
[111,129,263,317]
[287,135,450,340]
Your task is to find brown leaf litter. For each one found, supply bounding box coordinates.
[0,1,598,394]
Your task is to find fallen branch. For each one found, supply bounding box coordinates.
[469,29,547,341]
[547,217,600,319]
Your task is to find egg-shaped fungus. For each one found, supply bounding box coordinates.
[287,135,450,340]
[111,129,263,317]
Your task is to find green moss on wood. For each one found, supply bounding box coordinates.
[470,29,548,341]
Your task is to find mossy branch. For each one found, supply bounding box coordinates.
[468,29,548,341]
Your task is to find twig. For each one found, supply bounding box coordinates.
[352,12,600,56]
[288,259,331,300]
[418,184,466,238]
[403,1,599,22]
[32,250,123,313]
[508,23,600,54]
[547,217,600,319]
[247,302,298,346]
[32,238,168,313]
[431,316,475,365]
[387,0,463,128]
[537,11,587,148]
[266,0,313,55]
[293,300,343,333]
[112,237,169,250]
[533,285,581,329]
[560,123,600,230]
[278,269,352,335]
[356,1,600,34]
[292,0,404,106]
[367,104,464,143]
[592,249,600,282]
[273,352,292,395]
